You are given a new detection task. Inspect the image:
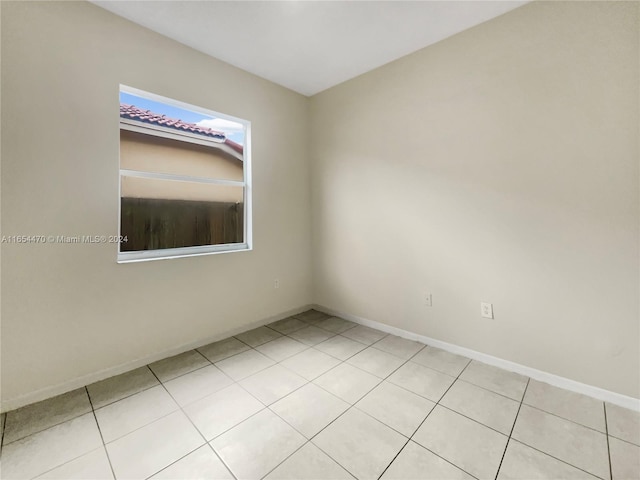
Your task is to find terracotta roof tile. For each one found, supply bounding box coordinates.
[120,103,226,141]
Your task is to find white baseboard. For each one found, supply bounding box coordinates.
[314,304,640,412]
[1,305,313,413]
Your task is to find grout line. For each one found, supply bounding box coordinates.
[193,348,213,363]
[493,378,530,480]
[604,403,613,480]
[506,438,605,480]
[521,402,610,436]
[455,376,528,403]
[86,386,118,480]
[435,403,512,437]
[197,344,250,365]
[307,341,430,478]
[606,434,640,448]
[1,393,100,446]
[89,367,162,411]
[152,362,214,384]
[259,439,358,480]
[315,344,367,363]
[261,338,414,479]
[146,367,239,480]
[377,356,476,480]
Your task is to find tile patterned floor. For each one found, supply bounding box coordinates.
[1,309,639,480]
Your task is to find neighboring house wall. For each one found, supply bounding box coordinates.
[310,1,639,398]
[120,130,244,202]
[1,1,312,408]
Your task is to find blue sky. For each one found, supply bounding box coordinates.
[120,92,245,145]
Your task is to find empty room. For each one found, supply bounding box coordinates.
[1,1,638,479]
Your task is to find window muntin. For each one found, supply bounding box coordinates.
[118,86,251,262]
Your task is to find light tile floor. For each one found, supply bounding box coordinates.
[1,309,639,480]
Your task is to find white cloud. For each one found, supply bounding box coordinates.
[196,117,244,136]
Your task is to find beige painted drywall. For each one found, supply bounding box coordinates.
[1,1,312,406]
[310,1,639,398]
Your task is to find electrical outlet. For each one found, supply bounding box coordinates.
[481,302,493,319]
[274,279,280,289]
[424,293,432,307]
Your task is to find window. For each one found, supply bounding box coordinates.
[118,85,251,262]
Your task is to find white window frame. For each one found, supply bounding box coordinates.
[117,85,252,263]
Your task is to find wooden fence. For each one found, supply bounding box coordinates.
[120,197,243,251]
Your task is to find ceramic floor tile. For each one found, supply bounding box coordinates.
[95,385,178,443]
[280,348,341,381]
[87,367,159,409]
[35,447,114,480]
[1,413,103,480]
[606,403,640,445]
[497,440,599,480]
[106,410,204,480]
[163,364,234,407]
[214,349,275,380]
[387,361,455,402]
[347,347,406,378]
[314,363,381,404]
[265,442,353,480]
[3,388,92,444]
[524,380,605,432]
[341,325,388,345]
[288,325,335,346]
[270,383,349,438]
[441,380,520,434]
[293,309,330,324]
[235,326,282,347]
[411,346,471,377]
[239,364,307,405]
[184,384,264,440]
[151,445,233,480]
[512,405,609,479]
[211,409,306,480]
[148,350,210,383]
[609,437,639,480]
[268,316,309,335]
[197,337,250,363]
[314,316,358,334]
[313,408,407,480]
[356,381,435,437]
[315,335,367,360]
[256,336,308,362]
[372,335,424,359]
[381,440,474,480]
[413,405,508,480]
[458,361,528,401]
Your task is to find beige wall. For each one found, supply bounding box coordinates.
[1,1,312,407]
[310,2,639,398]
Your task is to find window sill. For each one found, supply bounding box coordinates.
[117,243,250,263]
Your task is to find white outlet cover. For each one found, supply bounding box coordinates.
[481,302,493,319]
[425,293,432,307]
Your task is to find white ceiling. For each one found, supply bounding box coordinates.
[92,1,528,96]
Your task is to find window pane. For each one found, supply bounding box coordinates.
[120,130,244,181]
[120,176,244,252]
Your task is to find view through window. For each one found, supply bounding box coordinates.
[118,86,251,262]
